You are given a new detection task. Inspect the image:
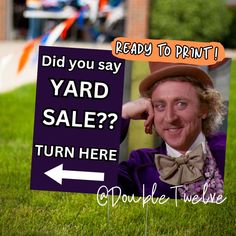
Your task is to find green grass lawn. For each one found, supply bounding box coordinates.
[0,61,236,235]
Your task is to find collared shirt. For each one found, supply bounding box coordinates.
[166,131,207,158]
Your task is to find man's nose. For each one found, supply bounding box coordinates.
[165,106,178,123]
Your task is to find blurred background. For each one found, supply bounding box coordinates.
[1,1,236,235]
[2,0,126,42]
[1,0,235,44]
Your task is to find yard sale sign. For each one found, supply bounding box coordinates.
[30,46,125,194]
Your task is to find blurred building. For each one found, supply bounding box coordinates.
[0,0,13,40]
[0,0,151,41]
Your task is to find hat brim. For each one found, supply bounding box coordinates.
[139,65,213,97]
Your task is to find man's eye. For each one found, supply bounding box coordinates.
[154,104,165,111]
[176,101,187,109]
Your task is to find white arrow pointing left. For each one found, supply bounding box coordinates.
[44,164,105,185]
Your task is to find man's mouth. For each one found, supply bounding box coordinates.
[165,127,183,134]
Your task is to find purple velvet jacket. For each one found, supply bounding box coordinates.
[118,119,226,199]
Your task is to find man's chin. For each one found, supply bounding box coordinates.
[164,137,187,152]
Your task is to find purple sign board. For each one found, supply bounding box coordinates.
[30,46,125,194]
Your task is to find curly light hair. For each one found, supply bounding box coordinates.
[198,87,226,136]
[145,76,226,136]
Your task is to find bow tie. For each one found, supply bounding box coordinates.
[155,144,205,185]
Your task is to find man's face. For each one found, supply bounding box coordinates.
[151,80,207,153]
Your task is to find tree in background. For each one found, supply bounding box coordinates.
[222,8,236,48]
[149,0,232,43]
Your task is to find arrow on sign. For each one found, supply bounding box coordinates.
[44,164,105,185]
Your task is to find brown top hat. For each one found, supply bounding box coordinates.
[139,62,214,97]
